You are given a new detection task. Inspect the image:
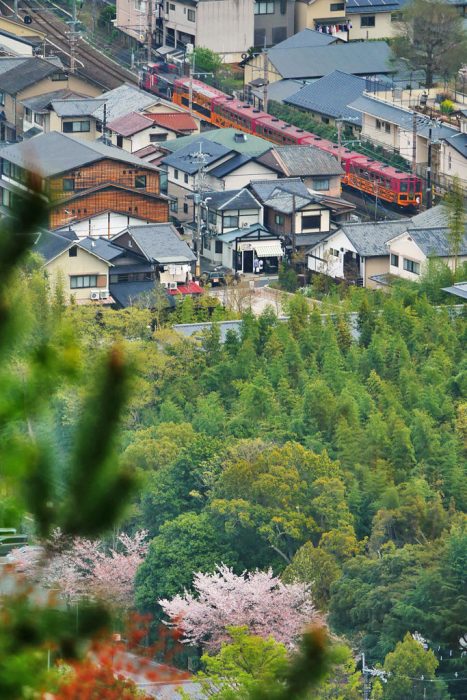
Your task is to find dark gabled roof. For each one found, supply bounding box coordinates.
[410,205,449,228]
[0,57,64,94]
[285,70,370,124]
[263,189,317,214]
[217,223,271,243]
[252,79,305,105]
[107,111,154,136]
[273,28,339,49]
[249,178,310,202]
[0,132,159,177]
[161,138,232,175]
[205,188,261,211]
[402,227,467,257]
[268,41,393,79]
[339,220,409,256]
[441,282,467,300]
[22,89,90,113]
[78,237,125,262]
[208,153,254,178]
[442,130,467,158]
[112,224,196,264]
[271,145,343,177]
[110,280,157,308]
[33,230,72,262]
[350,95,422,130]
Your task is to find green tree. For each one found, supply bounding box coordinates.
[444,176,466,274]
[392,0,467,87]
[193,47,224,75]
[282,541,342,610]
[383,634,448,700]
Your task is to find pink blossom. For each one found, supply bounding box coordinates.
[159,564,322,651]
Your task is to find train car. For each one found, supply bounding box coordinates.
[169,76,423,209]
[141,62,178,100]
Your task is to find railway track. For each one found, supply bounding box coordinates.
[6,0,137,90]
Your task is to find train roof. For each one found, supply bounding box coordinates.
[175,77,225,98]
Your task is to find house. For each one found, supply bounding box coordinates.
[0,28,42,57]
[345,0,404,41]
[386,227,467,282]
[21,90,98,138]
[211,222,284,274]
[0,131,170,229]
[109,223,199,305]
[294,3,351,39]
[258,144,343,196]
[0,56,102,142]
[253,0,297,47]
[116,0,253,62]
[161,132,278,222]
[107,110,198,152]
[200,188,263,267]
[250,177,334,252]
[283,70,389,133]
[33,229,116,304]
[244,40,394,86]
[307,219,409,287]
[55,210,162,239]
[0,16,46,43]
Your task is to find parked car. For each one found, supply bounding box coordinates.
[201,269,228,286]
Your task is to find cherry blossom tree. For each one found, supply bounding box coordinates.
[8,530,148,610]
[159,564,322,651]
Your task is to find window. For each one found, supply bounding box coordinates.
[376,119,381,130]
[272,26,287,43]
[254,28,266,46]
[187,9,195,21]
[68,246,77,257]
[275,214,284,225]
[223,215,239,228]
[63,120,91,133]
[51,72,68,82]
[2,160,10,177]
[150,133,168,142]
[135,175,147,188]
[184,173,189,184]
[448,154,452,170]
[24,107,32,121]
[403,258,420,274]
[170,2,175,8]
[63,178,75,192]
[34,113,45,126]
[361,15,375,27]
[321,116,330,125]
[330,2,344,9]
[183,202,189,214]
[0,91,4,106]
[215,240,223,254]
[208,210,216,224]
[329,248,340,257]
[116,135,123,148]
[174,168,179,179]
[204,237,211,250]
[70,275,98,289]
[170,199,178,213]
[390,253,399,267]
[385,122,391,133]
[391,11,402,21]
[302,214,321,229]
[254,1,274,14]
[313,178,329,191]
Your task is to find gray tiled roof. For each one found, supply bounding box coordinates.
[114,224,196,263]
[442,130,467,158]
[410,205,449,228]
[208,153,253,178]
[285,70,371,124]
[404,227,467,257]
[161,138,232,174]
[51,99,106,117]
[93,83,157,122]
[441,282,467,300]
[164,128,271,157]
[0,132,159,177]
[22,90,90,112]
[217,223,270,243]
[33,230,72,262]
[273,28,338,49]
[249,178,309,202]
[340,220,409,256]
[110,280,157,308]
[253,79,305,105]
[0,57,27,76]
[0,57,63,94]
[268,41,393,80]
[204,188,261,211]
[78,237,125,262]
[264,189,315,214]
[273,145,343,176]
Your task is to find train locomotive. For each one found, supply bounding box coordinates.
[142,68,423,209]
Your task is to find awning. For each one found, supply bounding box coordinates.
[252,240,283,258]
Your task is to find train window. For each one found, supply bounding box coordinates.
[400,182,408,192]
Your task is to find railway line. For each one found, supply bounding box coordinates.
[2,0,137,90]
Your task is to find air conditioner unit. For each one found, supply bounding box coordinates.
[90,291,100,300]
[161,281,168,288]
[242,222,249,228]
[100,290,109,299]
[168,282,177,290]
[164,14,169,20]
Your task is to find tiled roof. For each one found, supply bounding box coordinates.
[273,28,339,49]
[249,178,309,202]
[410,205,449,228]
[339,220,409,256]
[252,79,305,105]
[110,280,156,308]
[350,94,422,129]
[0,132,159,177]
[22,89,90,113]
[93,83,157,122]
[442,130,467,158]
[403,227,467,257]
[271,145,343,177]
[108,111,154,136]
[161,138,232,174]
[145,112,198,133]
[263,189,316,214]
[164,128,271,157]
[441,282,467,300]
[51,99,106,118]
[208,153,253,178]
[33,230,72,262]
[268,41,393,80]
[113,223,196,263]
[133,144,160,158]
[0,57,63,94]
[204,188,261,211]
[285,70,372,124]
[78,237,125,262]
[217,223,270,243]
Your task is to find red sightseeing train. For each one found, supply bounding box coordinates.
[141,68,422,209]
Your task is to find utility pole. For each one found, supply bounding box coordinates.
[412,110,417,175]
[262,47,268,114]
[291,192,296,258]
[362,654,370,700]
[69,0,78,74]
[186,43,194,115]
[147,0,153,64]
[337,119,342,165]
[426,123,433,209]
[13,0,18,20]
